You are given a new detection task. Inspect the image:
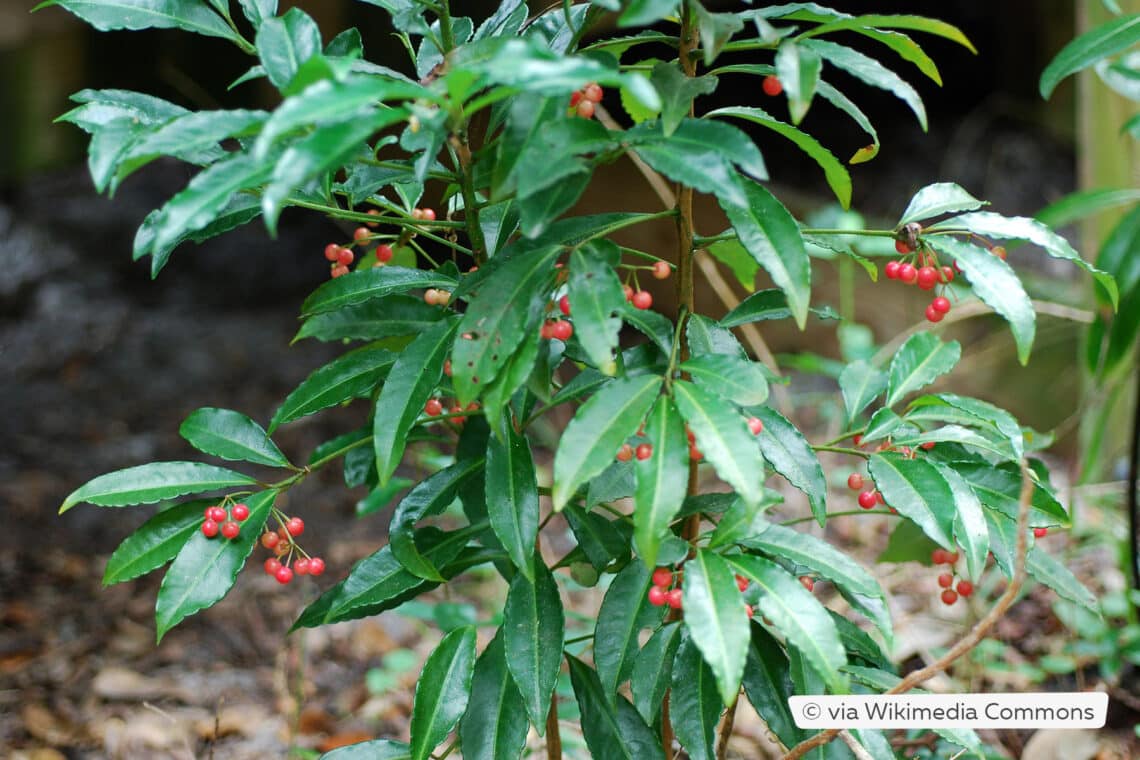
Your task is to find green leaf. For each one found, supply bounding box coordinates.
[868,452,955,547]
[595,562,665,705]
[680,354,769,407]
[718,288,837,327]
[319,739,410,760]
[36,0,240,42]
[296,295,443,343]
[897,182,987,227]
[155,490,275,640]
[681,549,750,705]
[742,623,805,748]
[633,396,688,568]
[906,393,1025,460]
[374,318,457,486]
[775,40,822,123]
[933,464,990,582]
[568,242,626,375]
[619,0,678,27]
[178,408,289,468]
[931,211,1118,307]
[237,0,275,27]
[925,236,1036,364]
[707,238,759,290]
[567,656,663,759]
[810,13,977,52]
[1027,547,1099,613]
[838,360,888,427]
[885,332,961,407]
[708,106,850,209]
[717,174,812,328]
[504,561,564,733]
[269,346,396,432]
[61,462,257,513]
[410,626,476,760]
[800,38,927,129]
[671,635,722,760]
[134,194,262,276]
[256,7,322,90]
[565,505,632,571]
[453,247,559,405]
[751,406,828,525]
[485,422,539,581]
[552,375,662,511]
[953,462,1070,528]
[631,622,681,725]
[1036,187,1140,228]
[672,381,764,508]
[621,303,675,355]
[390,459,483,581]
[740,522,882,599]
[301,267,457,318]
[103,500,210,585]
[114,109,266,187]
[1040,14,1140,97]
[650,61,718,135]
[458,630,529,760]
[895,424,1018,462]
[813,80,880,163]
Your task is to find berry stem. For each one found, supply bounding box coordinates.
[780,509,897,526]
[812,445,870,458]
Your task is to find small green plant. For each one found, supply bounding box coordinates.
[45,1,1116,757]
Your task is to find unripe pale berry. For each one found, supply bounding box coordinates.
[420,208,436,222]
[576,100,596,119]
[353,227,370,243]
[631,291,652,310]
[847,473,864,490]
[365,208,381,227]
[331,265,349,278]
[991,246,1007,260]
[762,75,783,96]
[652,261,671,279]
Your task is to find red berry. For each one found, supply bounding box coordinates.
[667,588,683,609]
[652,567,673,588]
[420,208,436,222]
[898,263,918,284]
[353,227,370,243]
[201,519,219,538]
[652,261,671,279]
[286,517,305,537]
[584,83,604,103]
[425,398,443,416]
[947,551,960,564]
[365,208,381,228]
[635,443,653,461]
[558,295,571,316]
[736,574,749,592]
[895,239,911,254]
[940,266,955,283]
[450,405,466,424]
[294,558,311,576]
[616,443,633,462]
[916,266,938,290]
[221,520,240,539]
[623,284,634,302]
[264,557,282,575]
[800,576,815,592]
[337,247,355,266]
[885,260,901,280]
[231,503,250,522]
[261,532,280,550]
[920,441,936,450]
[443,359,452,377]
[576,100,596,119]
[539,321,554,340]
[331,265,349,278]
[941,589,958,606]
[931,548,947,565]
[937,572,953,588]
[308,557,325,576]
[847,473,864,490]
[1034,527,1048,538]
[762,75,783,96]
[956,580,974,597]
[689,445,703,461]
[551,320,573,341]
[375,244,394,263]
[275,565,294,585]
[932,296,951,314]
[324,243,341,262]
[631,291,653,310]
[991,245,1007,260]
[647,586,667,606]
[925,304,944,323]
[857,490,877,509]
[206,506,227,522]
[747,417,764,435]
[570,90,583,107]
[424,288,439,305]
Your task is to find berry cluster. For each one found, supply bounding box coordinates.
[645,567,756,617]
[200,502,250,539]
[845,472,888,510]
[930,548,973,605]
[424,397,480,426]
[423,288,451,306]
[320,207,436,278]
[883,230,956,323]
[623,286,653,310]
[568,82,604,119]
[259,516,325,585]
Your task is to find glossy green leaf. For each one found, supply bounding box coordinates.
[926,236,1036,364]
[709,106,850,209]
[742,623,805,748]
[631,622,681,725]
[751,406,828,525]
[727,554,847,693]
[115,109,266,187]
[680,354,769,407]
[718,174,812,327]
[619,0,678,27]
[155,490,274,640]
[953,462,1070,528]
[564,506,632,571]
[320,739,410,760]
[256,7,321,90]
[686,313,747,359]
[596,563,665,704]
[838,360,887,426]
[885,332,961,407]
[811,80,880,163]
[650,61,718,136]
[868,452,954,547]
[58,88,189,134]
[296,295,443,342]
[740,522,882,599]
[374,318,457,486]
[103,500,210,585]
[895,424,1018,462]
[1094,203,1140,310]
[1041,13,1140,97]
[897,182,987,227]
[61,462,257,513]
[410,626,476,760]
[629,121,764,208]
[485,422,538,580]
[301,267,457,318]
[907,393,1024,460]
[800,38,927,129]
[568,242,626,375]
[718,288,837,327]
[706,237,759,290]
[179,408,288,468]
[1027,546,1099,613]
[552,375,662,511]
[459,630,528,760]
[134,194,262,276]
[269,346,396,432]
[862,408,904,444]
[633,396,688,568]
[481,321,541,425]
[708,494,776,549]
[517,171,591,237]
[504,561,564,733]
[931,211,1118,307]
[453,246,559,405]
[817,13,976,52]
[673,381,764,508]
[681,549,750,705]
[776,40,822,123]
[36,0,239,41]
[1036,187,1140,228]
[671,635,722,760]
[236,0,275,27]
[567,656,663,759]
[390,459,483,581]
[933,463,990,582]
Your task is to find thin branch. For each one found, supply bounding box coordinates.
[782,459,1036,760]
[546,677,562,760]
[715,697,739,760]
[838,730,875,760]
